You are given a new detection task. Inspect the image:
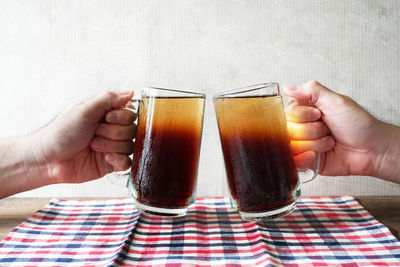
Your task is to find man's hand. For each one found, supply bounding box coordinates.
[36,90,137,184]
[0,91,136,199]
[0,90,137,198]
[284,81,400,183]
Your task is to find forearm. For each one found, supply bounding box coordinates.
[371,122,400,183]
[0,134,50,199]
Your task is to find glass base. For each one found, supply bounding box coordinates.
[127,175,196,217]
[238,201,296,221]
[133,200,188,217]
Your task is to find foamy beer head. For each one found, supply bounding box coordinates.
[128,88,205,217]
[214,83,319,221]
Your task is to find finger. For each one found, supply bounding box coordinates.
[294,151,317,170]
[287,121,330,140]
[81,90,134,123]
[284,95,309,107]
[105,153,132,171]
[105,109,137,125]
[285,105,321,123]
[95,123,137,141]
[283,81,346,113]
[90,137,134,154]
[125,99,138,111]
[290,136,335,155]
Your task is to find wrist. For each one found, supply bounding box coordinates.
[22,132,53,184]
[371,122,400,183]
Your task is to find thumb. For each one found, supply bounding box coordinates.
[283,81,344,114]
[82,90,134,122]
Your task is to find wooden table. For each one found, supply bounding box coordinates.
[0,197,399,241]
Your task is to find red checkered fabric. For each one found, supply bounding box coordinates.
[0,196,399,266]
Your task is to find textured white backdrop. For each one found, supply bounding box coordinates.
[1,0,399,197]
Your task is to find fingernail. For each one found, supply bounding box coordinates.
[91,139,101,150]
[106,153,115,162]
[326,136,335,149]
[106,113,117,123]
[311,108,321,119]
[119,90,131,95]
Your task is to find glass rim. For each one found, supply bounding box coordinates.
[143,87,206,98]
[213,82,279,99]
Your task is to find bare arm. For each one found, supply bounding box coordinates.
[0,90,137,199]
[0,134,49,198]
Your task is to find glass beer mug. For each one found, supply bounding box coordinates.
[213,83,320,221]
[111,87,206,217]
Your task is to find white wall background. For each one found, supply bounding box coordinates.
[1,0,399,197]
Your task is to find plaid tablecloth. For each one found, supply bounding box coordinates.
[0,196,399,266]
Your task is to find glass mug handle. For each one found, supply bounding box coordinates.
[105,92,141,187]
[298,153,321,183]
[282,86,321,184]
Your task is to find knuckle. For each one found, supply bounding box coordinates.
[307,80,321,88]
[103,90,117,99]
